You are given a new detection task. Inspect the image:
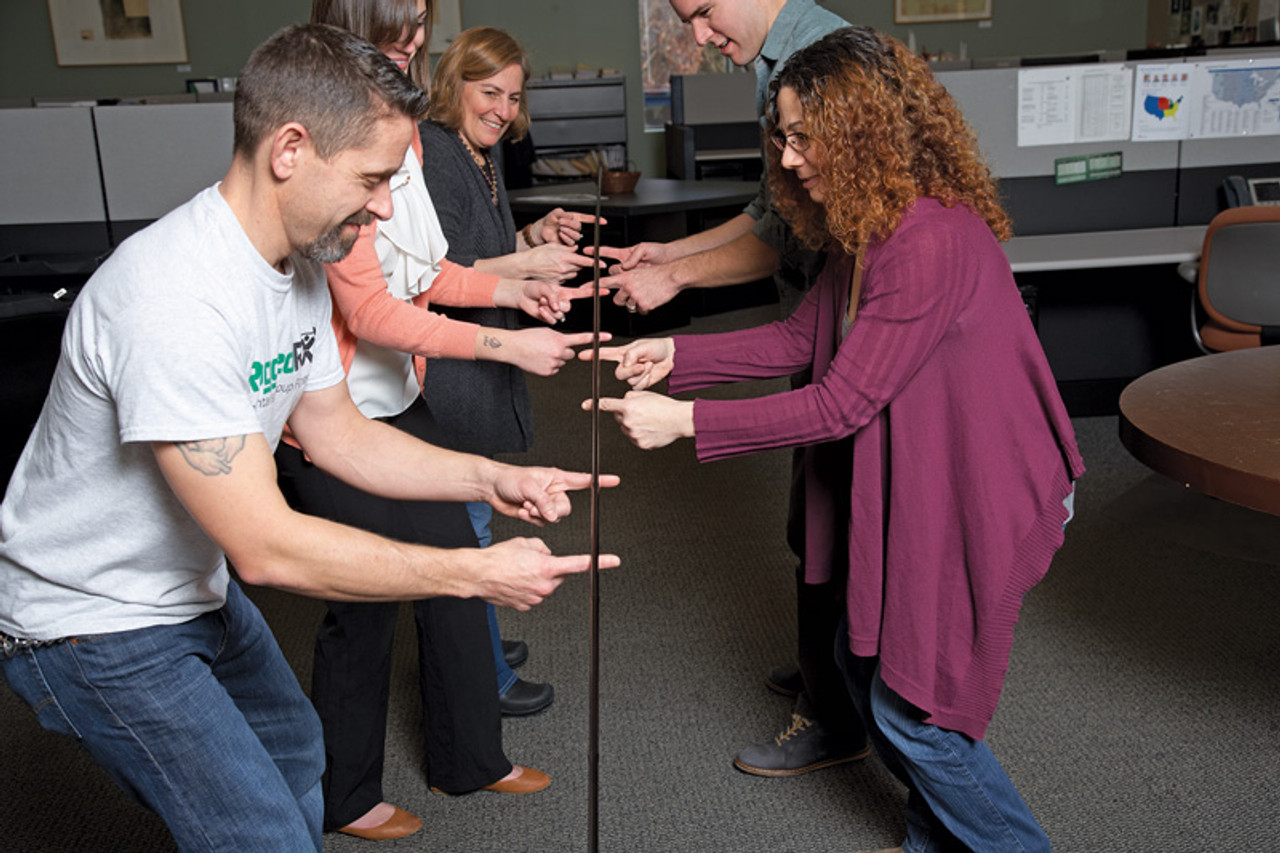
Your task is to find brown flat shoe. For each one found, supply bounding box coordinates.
[336,805,422,840]
[482,765,550,794]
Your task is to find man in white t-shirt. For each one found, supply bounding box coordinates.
[0,24,617,852]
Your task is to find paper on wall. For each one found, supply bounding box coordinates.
[1131,64,1194,141]
[1017,65,1132,147]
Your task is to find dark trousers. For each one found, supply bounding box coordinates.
[786,368,865,744]
[794,567,864,743]
[275,400,509,828]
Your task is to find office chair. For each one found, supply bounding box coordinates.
[1188,205,1280,353]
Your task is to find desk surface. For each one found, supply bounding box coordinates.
[1118,347,1280,516]
[508,178,756,217]
[1002,225,1206,273]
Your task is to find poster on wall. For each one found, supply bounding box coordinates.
[47,0,187,66]
[1131,64,1194,141]
[1187,57,1280,138]
[894,0,992,24]
[1016,64,1133,147]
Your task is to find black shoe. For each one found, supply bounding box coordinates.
[733,713,871,777]
[764,663,803,698]
[502,639,528,669]
[499,678,554,717]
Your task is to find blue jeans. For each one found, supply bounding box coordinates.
[836,624,1050,853]
[466,500,518,696]
[1,582,324,852]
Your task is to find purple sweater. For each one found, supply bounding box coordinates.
[669,199,1085,739]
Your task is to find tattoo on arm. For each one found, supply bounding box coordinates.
[482,335,503,350]
[175,436,247,476]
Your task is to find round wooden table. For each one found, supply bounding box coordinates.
[1118,347,1280,516]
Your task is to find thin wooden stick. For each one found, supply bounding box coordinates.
[588,163,603,853]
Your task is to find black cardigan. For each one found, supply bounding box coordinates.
[417,119,533,457]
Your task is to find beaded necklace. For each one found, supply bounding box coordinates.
[459,131,498,206]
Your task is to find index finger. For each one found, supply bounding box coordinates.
[590,245,631,262]
[544,468,621,491]
[563,212,606,226]
[579,345,628,363]
[560,331,613,347]
[545,552,621,579]
[563,252,600,269]
[560,282,607,300]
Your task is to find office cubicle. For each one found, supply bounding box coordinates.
[93,102,234,241]
[0,101,234,262]
[936,46,1280,236]
[0,106,109,259]
[938,65,1182,235]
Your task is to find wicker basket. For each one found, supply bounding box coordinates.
[600,169,640,194]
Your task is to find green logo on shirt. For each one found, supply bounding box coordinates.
[249,327,316,395]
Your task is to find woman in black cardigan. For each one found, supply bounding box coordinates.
[420,26,601,718]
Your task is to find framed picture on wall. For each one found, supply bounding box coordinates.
[428,0,462,54]
[47,0,187,66]
[894,0,993,24]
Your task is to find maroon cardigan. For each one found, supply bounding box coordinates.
[668,199,1085,739]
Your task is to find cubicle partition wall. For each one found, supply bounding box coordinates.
[936,48,1280,235]
[0,106,109,260]
[0,101,234,263]
[92,102,234,241]
[937,65,1183,235]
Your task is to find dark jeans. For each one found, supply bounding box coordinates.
[2,582,325,851]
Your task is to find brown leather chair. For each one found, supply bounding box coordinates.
[1193,205,1280,352]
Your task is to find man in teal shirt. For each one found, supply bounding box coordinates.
[601,0,867,778]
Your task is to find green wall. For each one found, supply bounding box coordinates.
[0,0,1148,176]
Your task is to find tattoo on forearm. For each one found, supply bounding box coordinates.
[175,436,246,476]
[482,335,503,350]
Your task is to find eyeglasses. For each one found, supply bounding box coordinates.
[769,130,812,153]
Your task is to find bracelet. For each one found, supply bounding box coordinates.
[521,222,540,248]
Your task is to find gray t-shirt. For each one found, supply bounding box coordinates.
[0,185,344,639]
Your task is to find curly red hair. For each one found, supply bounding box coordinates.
[767,27,1011,253]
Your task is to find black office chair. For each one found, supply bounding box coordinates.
[1188,205,1280,353]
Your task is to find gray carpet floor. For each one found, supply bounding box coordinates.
[2,304,1278,852]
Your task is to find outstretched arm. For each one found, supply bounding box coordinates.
[154,382,620,608]
[599,229,779,313]
[155,435,618,609]
[328,226,491,361]
[286,381,617,519]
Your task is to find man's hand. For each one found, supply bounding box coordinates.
[599,262,683,314]
[488,465,621,524]
[470,537,620,611]
[586,391,694,450]
[594,242,674,271]
[580,337,675,390]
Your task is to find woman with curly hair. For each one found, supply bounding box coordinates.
[591,26,1083,852]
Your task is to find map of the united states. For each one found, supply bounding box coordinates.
[1143,94,1182,120]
